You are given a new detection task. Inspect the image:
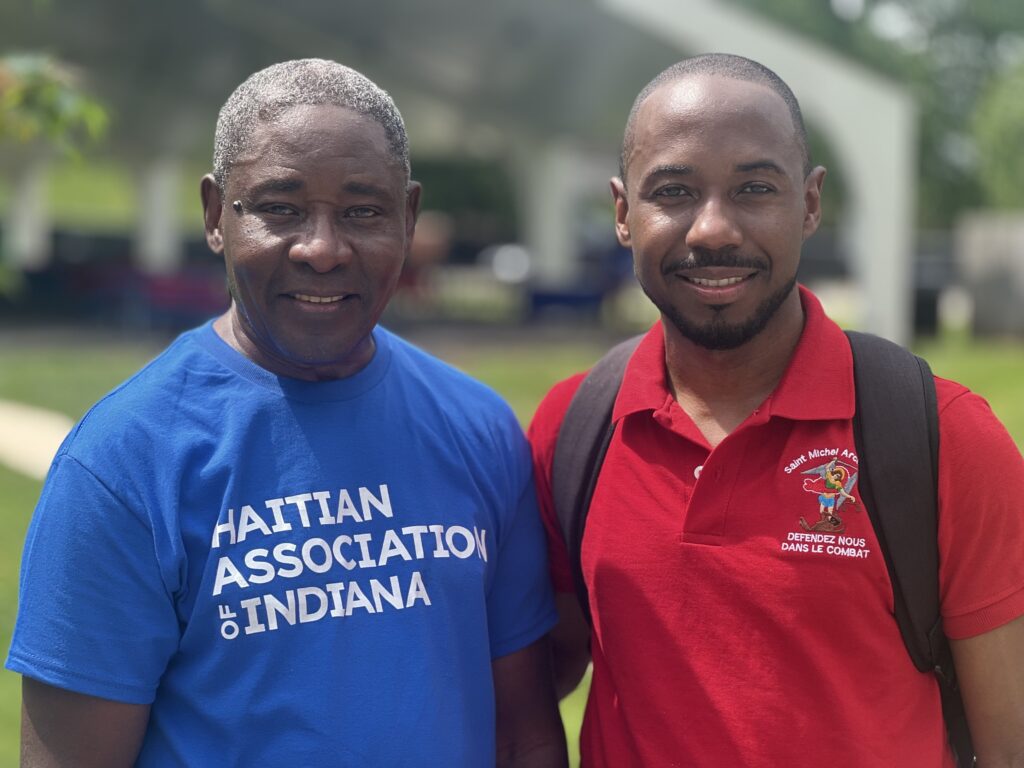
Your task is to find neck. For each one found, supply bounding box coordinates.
[663,289,804,446]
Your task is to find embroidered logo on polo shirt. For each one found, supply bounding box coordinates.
[779,448,872,560]
[798,456,858,533]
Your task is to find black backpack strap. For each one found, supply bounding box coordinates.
[552,335,642,625]
[846,330,973,765]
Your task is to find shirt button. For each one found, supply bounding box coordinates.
[694,465,703,479]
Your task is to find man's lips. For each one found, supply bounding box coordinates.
[662,253,767,278]
[682,273,755,287]
[288,292,352,304]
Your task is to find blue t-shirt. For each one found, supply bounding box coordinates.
[7,323,557,767]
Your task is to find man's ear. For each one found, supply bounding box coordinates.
[802,166,827,241]
[610,177,631,247]
[405,181,423,243]
[200,174,225,254]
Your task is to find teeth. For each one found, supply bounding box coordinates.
[688,276,747,287]
[294,293,345,304]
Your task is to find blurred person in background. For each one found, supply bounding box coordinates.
[7,58,566,768]
[530,53,1024,767]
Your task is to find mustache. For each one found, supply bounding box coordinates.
[662,248,769,276]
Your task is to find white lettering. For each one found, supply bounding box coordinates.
[211,508,236,548]
[429,524,450,557]
[284,493,313,528]
[378,529,412,565]
[335,490,362,523]
[264,591,297,630]
[240,596,265,635]
[402,525,429,558]
[298,586,328,623]
[265,497,291,533]
[237,505,271,543]
[407,571,431,607]
[273,542,303,578]
[213,556,248,596]
[313,491,335,525]
[345,582,375,614]
[371,575,405,611]
[474,527,488,562]
[301,538,332,574]
[360,484,393,519]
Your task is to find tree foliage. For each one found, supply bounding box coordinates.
[0,53,107,154]
[972,59,1024,209]
[728,0,1024,226]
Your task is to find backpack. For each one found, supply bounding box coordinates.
[551,330,974,766]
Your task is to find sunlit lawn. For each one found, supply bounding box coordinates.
[0,328,1020,767]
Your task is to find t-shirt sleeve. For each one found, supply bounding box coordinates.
[6,454,180,704]
[485,422,559,659]
[936,381,1024,639]
[526,374,586,595]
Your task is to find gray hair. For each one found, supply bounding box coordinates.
[212,58,410,191]
[620,53,811,184]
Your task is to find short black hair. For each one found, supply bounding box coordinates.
[619,53,811,184]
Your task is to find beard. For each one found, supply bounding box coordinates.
[642,273,798,351]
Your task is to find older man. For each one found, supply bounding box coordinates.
[8,59,566,767]
[529,53,1024,767]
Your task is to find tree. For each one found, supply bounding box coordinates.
[0,53,107,154]
[972,59,1024,209]
[728,0,1024,227]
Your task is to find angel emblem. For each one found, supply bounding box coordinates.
[799,457,858,533]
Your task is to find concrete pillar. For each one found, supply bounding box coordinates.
[135,158,184,275]
[841,104,917,343]
[5,160,52,270]
[517,141,579,287]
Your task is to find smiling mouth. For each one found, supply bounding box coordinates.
[684,275,751,288]
[291,293,349,304]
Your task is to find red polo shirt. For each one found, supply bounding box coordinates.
[529,287,1024,768]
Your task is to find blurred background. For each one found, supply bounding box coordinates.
[1,0,1023,764]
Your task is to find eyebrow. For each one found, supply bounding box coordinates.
[640,160,788,187]
[245,178,393,200]
[246,178,303,198]
[341,180,393,198]
[735,160,787,175]
[639,164,694,187]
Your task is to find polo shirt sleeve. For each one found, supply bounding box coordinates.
[936,380,1024,639]
[527,374,586,595]
[6,453,180,704]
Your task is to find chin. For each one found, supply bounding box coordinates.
[654,277,798,351]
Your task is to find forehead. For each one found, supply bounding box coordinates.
[228,104,403,193]
[628,74,802,178]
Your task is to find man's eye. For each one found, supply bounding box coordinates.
[346,207,379,219]
[654,186,689,198]
[261,204,298,216]
[741,183,773,194]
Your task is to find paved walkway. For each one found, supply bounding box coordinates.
[0,400,73,480]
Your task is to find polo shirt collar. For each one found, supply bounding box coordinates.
[613,284,855,424]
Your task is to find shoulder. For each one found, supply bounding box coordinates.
[933,375,1021,463]
[59,326,219,464]
[383,328,519,421]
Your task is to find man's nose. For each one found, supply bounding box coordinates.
[288,213,353,273]
[685,197,743,252]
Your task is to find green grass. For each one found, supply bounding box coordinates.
[915,336,1024,448]
[0,339,164,418]
[0,330,1020,767]
[0,465,42,766]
